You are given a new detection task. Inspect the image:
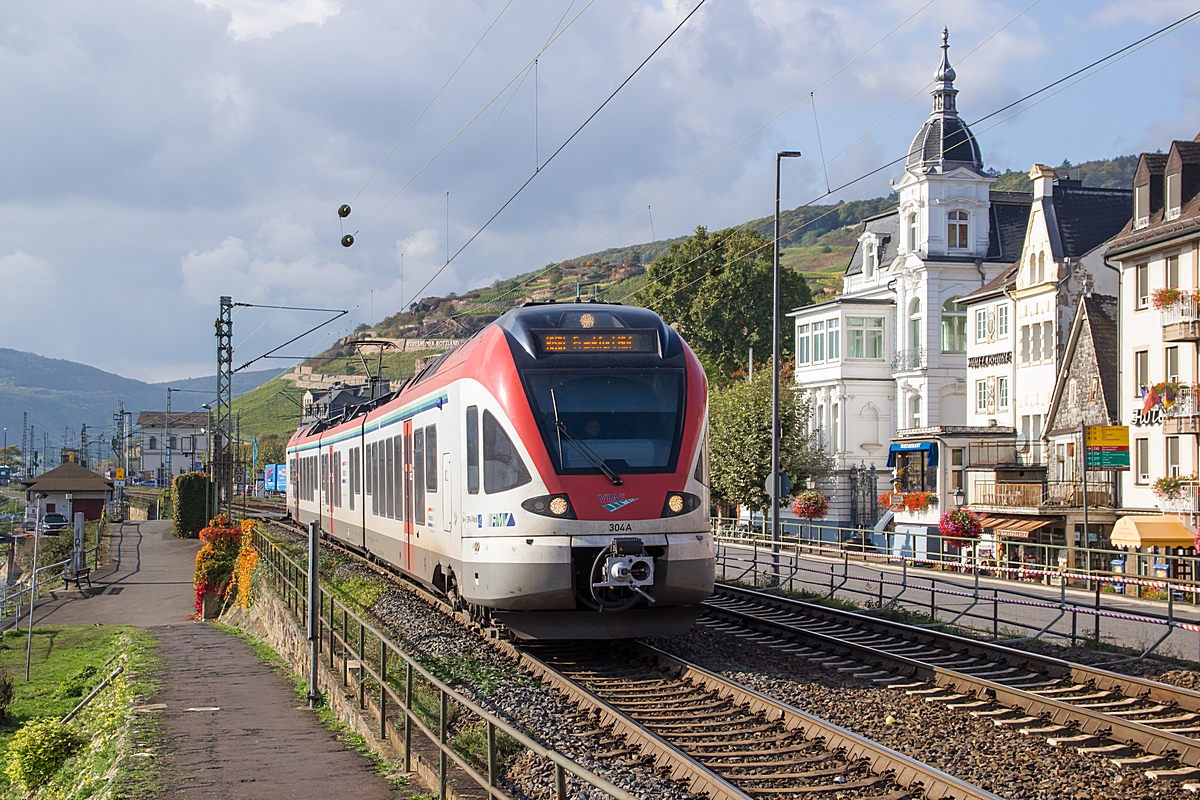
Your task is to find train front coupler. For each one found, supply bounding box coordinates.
[591,537,656,607]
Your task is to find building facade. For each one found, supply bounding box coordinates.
[136,411,209,483]
[790,30,1029,542]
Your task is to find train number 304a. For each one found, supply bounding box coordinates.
[609,523,633,532]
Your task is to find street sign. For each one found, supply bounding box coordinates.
[763,472,792,498]
[115,468,125,481]
[1085,425,1129,470]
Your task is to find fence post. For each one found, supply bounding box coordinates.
[487,720,497,788]
[358,621,365,709]
[404,662,413,773]
[306,520,320,707]
[379,646,388,743]
[556,763,567,800]
[1094,581,1101,645]
[992,588,998,639]
[439,689,448,799]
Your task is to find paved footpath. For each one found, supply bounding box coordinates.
[28,520,401,799]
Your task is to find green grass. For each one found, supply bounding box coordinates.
[230,378,307,439]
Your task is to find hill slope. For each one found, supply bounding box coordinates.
[0,347,276,449]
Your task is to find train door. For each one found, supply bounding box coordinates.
[403,420,414,570]
[328,444,336,538]
[442,453,452,532]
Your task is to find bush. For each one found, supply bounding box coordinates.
[173,472,213,538]
[194,515,242,615]
[4,718,79,789]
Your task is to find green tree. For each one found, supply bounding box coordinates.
[639,226,812,383]
[708,362,830,516]
[258,435,286,466]
[0,445,19,468]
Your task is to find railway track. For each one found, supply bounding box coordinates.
[250,514,998,800]
[703,584,1200,782]
[507,640,1000,800]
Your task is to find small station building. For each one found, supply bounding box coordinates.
[21,462,114,521]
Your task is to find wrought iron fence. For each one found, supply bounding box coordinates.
[891,346,925,372]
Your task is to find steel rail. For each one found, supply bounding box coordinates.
[708,583,1200,767]
[511,639,1000,800]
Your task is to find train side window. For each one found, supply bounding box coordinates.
[483,411,532,494]
[466,406,480,494]
[385,437,395,519]
[349,448,356,511]
[369,443,377,515]
[414,430,426,524]
[425,426,437,493]
[398,434,408,522]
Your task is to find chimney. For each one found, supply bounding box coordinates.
[1029,164,1055,200]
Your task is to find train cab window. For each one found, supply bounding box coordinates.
[466,407,480,495]
[385,437,396,519]
[414,430,426,523]
[483,411,532,494]
[425,426,437,493]
[523,371,685,473]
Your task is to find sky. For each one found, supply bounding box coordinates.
[3,0,1199,382]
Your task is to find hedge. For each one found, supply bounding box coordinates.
[172,472,212,538]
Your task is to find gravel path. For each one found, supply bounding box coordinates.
[646,626,1167,800]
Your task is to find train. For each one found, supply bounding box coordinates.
[286,301,714,639]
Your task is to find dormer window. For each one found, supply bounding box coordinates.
[947,210,969,249]
[864,238,877,277]
[1167,172,1181,221]
[1134,183,1149,229]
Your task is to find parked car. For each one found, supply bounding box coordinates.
[40,513,70,535]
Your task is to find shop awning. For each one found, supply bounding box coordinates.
[886,441,938,468]
[1111,515,1195,550]
[980,516,1057,540]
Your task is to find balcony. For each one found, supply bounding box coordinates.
[1164,385,1200,435]
[1162,482,1200,531]
[968,441,1045,468]
[891,346,925,372]
[972,481,1111,509]
[1158,292,1200,341]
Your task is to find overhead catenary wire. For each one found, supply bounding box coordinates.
[618,5,1200,311]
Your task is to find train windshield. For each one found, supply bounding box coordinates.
[523,370,685,474]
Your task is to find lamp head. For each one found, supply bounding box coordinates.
[778,150,803,158]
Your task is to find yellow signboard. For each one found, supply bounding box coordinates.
[1084,425,1129,470]
[115,468,125,481]
[1085,426,1129,447]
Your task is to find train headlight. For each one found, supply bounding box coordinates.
[661,492,701,518]
[522,494,576,519]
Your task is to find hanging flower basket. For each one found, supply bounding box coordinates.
[791,490,829,520]
[1151,287,1189,310]
[939,508,982,544]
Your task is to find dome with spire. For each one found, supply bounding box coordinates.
[906,28,983,171]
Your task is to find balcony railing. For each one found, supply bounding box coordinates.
[891,346,925,372]
[972,481,1111,508]
[968,441,1044,467]
[1159,294,1200,342]
[1163,483,1200,531]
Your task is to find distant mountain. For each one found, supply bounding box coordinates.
[0,347,277,453]
[989,155,1139,193]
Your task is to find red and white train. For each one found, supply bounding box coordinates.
[286,302,714,638]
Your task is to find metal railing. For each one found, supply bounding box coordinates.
[252,529,634,800]
[1160,293,1200,326]
[1165,385,1200,419]
[968,441,1044,467]
[971,481,1111,508]
[891,346,925,372]
[709,516,1198,602]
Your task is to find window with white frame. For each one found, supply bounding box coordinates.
[1041,321,1053,362]
[1167,255,1180,288]
[1134,184,1149,230]
[865,240,877,277]
[941,297,966,352]
[1068,379,1078,408]
[1167,346,1180,382]
[1135,438,1150,483]
[1167,173,1181,221]
[908,298,922,351]
[1135,350,1150,393]
[847,317,884,359]
[1019,325,1030,364]
[1136,264,1149,309]
[947,210,969,249]
[975,380,987,412]
[797,324,810,364]
[975,309,988,342]
[908,214,918,252]
[1168,436,1181,477]
[997,304,1009,337]
[827,319,840,359]
[997,376,1009,410]
[1030,324,1042,362]
[908,395,921,428]
[812,321,825,362]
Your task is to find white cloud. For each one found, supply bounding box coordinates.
[195,0,341,41]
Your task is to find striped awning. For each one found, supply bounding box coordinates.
[979,515,1057,540]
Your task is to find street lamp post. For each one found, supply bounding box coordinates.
[771,151,802,564]
[202,404,213,522]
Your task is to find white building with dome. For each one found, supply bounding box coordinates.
[789,29,1031,547]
